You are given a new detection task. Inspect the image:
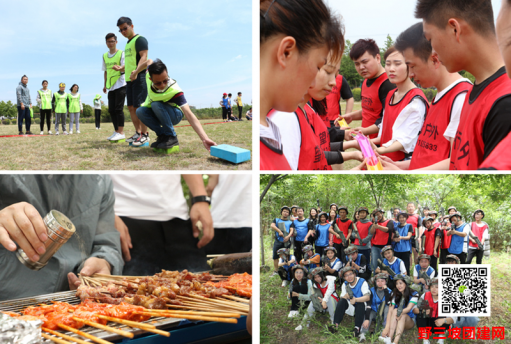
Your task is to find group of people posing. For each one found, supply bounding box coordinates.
[269,202,488,343]
[260,0,511,170]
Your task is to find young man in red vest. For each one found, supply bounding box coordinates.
[341,39,396,139]
[406,202,420,270]
[381,23,472,170]
[352,207,373,274]
[466,209,489,264]
[330,206,353,263]
[369,208,394,274]
[415,0,511,170]
[420,217,442,274]
[438,215,452,265]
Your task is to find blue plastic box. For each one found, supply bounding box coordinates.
[210,144,251,164]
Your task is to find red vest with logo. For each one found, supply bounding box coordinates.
[380,88,428,162]
[260,139,291,170]
[325,75,344,127]
[334,218,353,244]
[406,214,419,236]
[424,227,440,257]
[353,221,372,246]
[440,227,452,249]
[450,72,511,170]
[469,222,488,248]
[371,219,391,246]
[318,282,339,302]
[362,73,388,139]
[306,103,331,153]
[296,108,329,170]
[479,131,511,170]
[424,292,438,318]
[409,82,472,170]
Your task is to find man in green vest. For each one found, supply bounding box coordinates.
[136,59,217,151]
[102,33,127,142]
[117,17,150,147]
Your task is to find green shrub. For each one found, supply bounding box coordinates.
[34,118,41,124]
[421,88,438,103]
[2,119,10,125]
[11,119,17,125]
[352,88,361,101]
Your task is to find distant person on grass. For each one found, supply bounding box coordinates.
[246,107,252,121]
[236,92,243,121]
[220,93,228,122]
[136,59,217,151]
[16,75,33,135]
[102,32,127,141]
[68,84,83,134]
[36,80,52,135]
[93,94,103,130]
[227,93,233,121]
[52,83,68,135]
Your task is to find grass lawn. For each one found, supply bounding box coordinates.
[260,234,511,344]
[0,119,252,170]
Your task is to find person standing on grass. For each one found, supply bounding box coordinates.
[466,209,489,265]
[67,84,83,134]
[93,94,103,130]
[227,93,234,121]
[270,206,294,277]
[52,83,68,135]
[292,207,310,264]
[135,59,216,151]
[406,202,420,268]
[393,212,413,274]
[446,212,469,264]
[330,206,352,263]
[36,80,52,135]
[103,33,127,141]
[370,208,394,273]
[220,93,228,122]
[16,75,33,135]
[117,16,150,147]
[236,92,243,121]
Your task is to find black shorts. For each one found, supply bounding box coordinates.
[273,240,287,260]
[411,238,416,249]
[126,72,147,107]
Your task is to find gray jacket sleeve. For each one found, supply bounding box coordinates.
[16,85,22,104]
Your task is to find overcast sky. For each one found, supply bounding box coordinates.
[325,0,502,48]
[1,0,251,109]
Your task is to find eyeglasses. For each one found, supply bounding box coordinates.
[106,40,116,44]
[119,26,129,33]
[153,78,169,87]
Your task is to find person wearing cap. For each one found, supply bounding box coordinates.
[447,206,457,215]
[343,245,370,282]
[412,254,436,293]
[93,94,104,130]
[413,278,451,344]
[52,82,69,135]
[380,274,418,344]
[288,265,312,319]
[370,208,395,273]
[296,267,339,331]
[406,202,421,271]
[300,244,321,271]
[323,246,343,277]
[220,93,228,122]
[421,216,442,274]
[305,212,331,257]
[445,254,460,264]
[361,273,392,340]
[375,245,407,291]
[466,209,489,265]
[292,207,309,263]
[330,206,353,263]
[438,215,452,265]
[352,207,373,273]
[394,212,414,274]
[277,248,296,287]
[305,208,319,248]
[330,266,370,338]
[290,205,299,221]
[446,212,469,264]
[329,203,338,214]
[270,206,294,277]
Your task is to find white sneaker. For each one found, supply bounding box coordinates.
[107,132,116,140]
[69,130,73,134]
[281,280,290,287]
[437,340,444,344]
[423,340,431,344]
[56,131,59,135]
[288,310,299,318]
[77,130,80,134]
[379,336,391,344]
[110,133,126,141]
[48,130,52,135]
[40,131,43,135]
[99,127,101,129]
[295,325,303,331]
[270,271,278,277]
[359,333,366,342]
[63,131,68,135]
[96,127,99,130]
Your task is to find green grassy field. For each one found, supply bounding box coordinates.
[0,119,252,170]
[260,234,511,344]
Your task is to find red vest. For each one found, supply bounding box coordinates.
[354,221,372,246]
[450,72,511,170]
[306,103,331,152]
[424,227,439,257]
[260,139,292,170]
[479,131,511,170]
[409,82,472,170]
[371,219,391,246]
[424,292,438,318]
[469,222,488,248]
[334,218,353,244]
[380,88,428,162]
[440,227,452,249]
[318,283,339,302]
[296,107,329,170]
[325,75,344,127]
[362,73,389,139]
[406,214,419,236]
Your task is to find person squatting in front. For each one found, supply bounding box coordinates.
[277,248,296,287]
[287,265,312,319]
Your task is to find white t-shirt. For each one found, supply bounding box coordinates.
[386,256,407,275]
[434,78,472,140]
[110,174,189,221]
[270,110,301,170]
[102,51,127,92]
[210,175,251,228]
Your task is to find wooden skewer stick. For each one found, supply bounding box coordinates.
[57,324,113,344]
[222,295,250,304]
[147,309,241,318]
[178,295,249,311]
[41,333,74,344]
[176,300,248,313]
[134,311,238,324]
[42,327,92,344]
[97,315,170,337]
[166,304,248,314]
[71,317,134,339]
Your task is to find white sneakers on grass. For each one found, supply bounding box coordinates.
[70,130,73,134]
[48,130,52,135]
[281,280,289,287]
[107,132,116,140]
[110,133,125,141]
[288,310,299,318]
[379,336,391,344]
[40,131,43,135]
[77,130,80,134]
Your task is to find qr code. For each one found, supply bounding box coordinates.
[438,264,491,317]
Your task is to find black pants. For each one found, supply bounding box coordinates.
[316,245,326,258]
[334,299,365,328]
[278,267,292,281]
[333,242,347,263]
[108,86,126,130]
[440,248,449,264]
[395,251,410,275]
[120,217,209,276]
[294,240,304,263]
[291,281,309,311]
[238,106,243,120]
[203,227,252,255]
[40,109,52,131]
[95,109,101,128]
[430,254,438,275]
[222,107,227,120]
[451,251,467,264]
[416,316,450,332]
[466,249,484,264]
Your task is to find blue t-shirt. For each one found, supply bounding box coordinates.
[315,223,330,247]
[448,223,467,254]
[293,218,310,242]
[275,218,293,242]
[222,98,229,108]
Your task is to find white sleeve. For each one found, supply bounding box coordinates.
[443,92,467,140]
[400,261,407,275]
[413,267,418,278]
[391,296,396,306]
[271,112,301,170]
[382,98,426,153]
[120,52,125,66]
[377,109,384,138]
[361,281,370,296]
[102,56,107,71]
[410,295,419,304]
[322,279,336,303]
[482,228,489,241]
[340,283,347,298]
[430,270,436,278]
[332,261,342,271]
[36,91,41,105]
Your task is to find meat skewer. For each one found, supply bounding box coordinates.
[96,315,170,337]
[41,333,74,344]
[57,324,113,344]
[71,317,134,338]
[146,309,241,318]
[134,311,238,324]
[42,328,93,344]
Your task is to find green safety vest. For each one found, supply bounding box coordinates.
[103,50,123,89]
[68,93,81,113]
[30,107,33,118]
[125,35,142,81]
[54,92,67,113]
[37,89,52,110]
[141,73,183,109]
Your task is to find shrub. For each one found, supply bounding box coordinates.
[2,119,10,125]
[421,88,438,103]
[352,88,361,101]
[11,119,17,125]
[34,118,41,124]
